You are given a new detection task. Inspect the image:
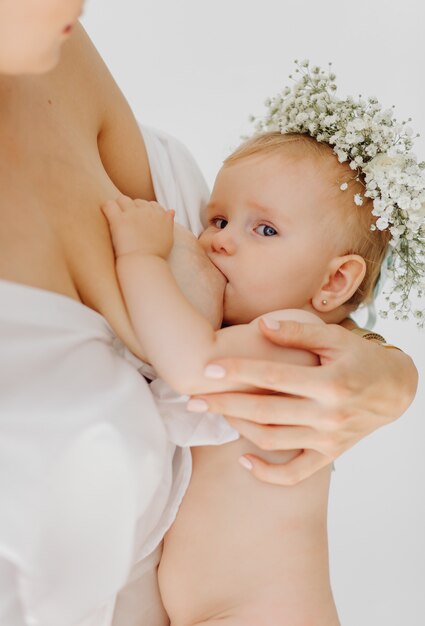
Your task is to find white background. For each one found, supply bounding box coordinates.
[82,2,425,624]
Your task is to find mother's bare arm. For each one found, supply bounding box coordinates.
[195,320,418,484]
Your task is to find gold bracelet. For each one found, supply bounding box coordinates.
[350,327,403,351]
[351,328,386,342]
[380,344,403,351]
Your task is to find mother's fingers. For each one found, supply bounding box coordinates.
[259,318,349,355]
[205,357,329,400]
[239,449,332,486]
[190,393,322,428]
[226,418,323,452]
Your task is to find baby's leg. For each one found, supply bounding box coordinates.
[158,438,340,626]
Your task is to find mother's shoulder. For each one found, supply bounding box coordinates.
[55,22,155,200]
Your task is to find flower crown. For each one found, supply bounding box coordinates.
[250,60,425,328]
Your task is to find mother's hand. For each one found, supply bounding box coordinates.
[193,320,418,486]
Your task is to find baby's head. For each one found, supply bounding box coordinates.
[199,132,390,325]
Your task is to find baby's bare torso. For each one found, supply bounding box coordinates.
[159,436,338,626]
[153,261,339,624]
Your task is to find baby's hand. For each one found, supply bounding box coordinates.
[101,195,175,259]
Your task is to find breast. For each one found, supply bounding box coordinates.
[0,76,144,358]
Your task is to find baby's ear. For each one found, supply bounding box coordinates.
[312,255,366,312]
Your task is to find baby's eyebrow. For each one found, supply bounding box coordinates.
[247,200,291,225]
[206,199,291,226]
[205,202,218,215]
[248,199,273,213]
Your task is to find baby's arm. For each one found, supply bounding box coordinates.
[102,197,322,395]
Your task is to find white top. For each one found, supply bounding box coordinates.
[0,126,216,626]
[149,375,238,447]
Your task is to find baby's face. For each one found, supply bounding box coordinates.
[199,151,346,325]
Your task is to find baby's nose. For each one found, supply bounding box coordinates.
[211,228,236,255]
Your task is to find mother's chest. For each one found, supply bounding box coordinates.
[27,103,121,226]
[0,103,122,300]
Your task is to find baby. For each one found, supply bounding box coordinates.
[102,132,390,626]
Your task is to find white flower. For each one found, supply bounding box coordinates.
[345,133,358,144]
[251,59,425,327]
[372,198,386,215]
[376,216,389,230]
[295,112,309,124]
[324,115,337,126]
[365,144,378,157]
[336,150,348,162]
[398,194,411,210]
[368,154,406,170]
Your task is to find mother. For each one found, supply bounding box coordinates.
[0,2,418,626]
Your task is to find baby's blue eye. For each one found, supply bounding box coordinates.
[212,218,228,229]
[255,224,278,236]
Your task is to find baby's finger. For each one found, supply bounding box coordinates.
[101,200,123,222]
[150,200,168,211]
[115,195,136,212]
[133,198,152,209]
[238,449,331,486]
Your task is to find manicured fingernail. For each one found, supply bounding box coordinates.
[238,456,253,471]
[262,316,280,330]
[186,399,208,413]
[204,364,226,379]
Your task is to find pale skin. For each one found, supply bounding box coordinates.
[0,15,419,620]
[100,149,402,625]
[0,13,417,487]
[101,150,369,397]
[102,151,418,486]
[0,0,84,74]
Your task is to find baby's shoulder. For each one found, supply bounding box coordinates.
[215,309,323,368]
